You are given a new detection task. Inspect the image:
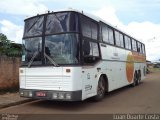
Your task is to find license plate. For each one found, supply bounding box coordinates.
[36,92,46,97]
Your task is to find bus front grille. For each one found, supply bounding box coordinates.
[25,75,71,90]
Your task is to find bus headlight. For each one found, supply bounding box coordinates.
[20,91,24,96]
[29,91,33,97]
[65,93,71,99]
[59,93,64,99]
[52,93,58,99]
[52,92,72,100]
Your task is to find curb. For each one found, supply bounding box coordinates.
[0,99,34,109]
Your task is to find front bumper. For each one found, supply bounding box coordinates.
[19,89,82,101]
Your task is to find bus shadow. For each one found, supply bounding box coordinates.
[30,99,93,112]
[105,82,144,97]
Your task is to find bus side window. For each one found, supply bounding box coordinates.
[141,44,143,54]
[81,17,92,38]
[142,44,145,54]
[141,44,144,54]
[115,30,121,47]
[124,36,131,50]
[108,28,114,45]
[83,40,100,64]
[115,31,124,48]
[101,23,114,45]
[91,21,98,40]
[81,15,98,40]
[128,37,131,49]
[119,33,124,48]
[102,25,109,43]
[124,36,128,49]
[137,42,142,53]
[132,39,137,51]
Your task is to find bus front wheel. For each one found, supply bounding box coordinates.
[93,76,106,101]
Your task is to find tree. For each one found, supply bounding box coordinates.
[0,33,21,57]
[0,33,11,55]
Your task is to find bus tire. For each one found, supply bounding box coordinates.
[93,76,106,101]
[136,71,141,85]
[132,72,137,87]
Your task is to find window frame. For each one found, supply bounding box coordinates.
[137,42,143,54]
[132,39,137,52]
[115,30,124,48]
[80,15,98,41]
[82,38,101,64]
[115,30,121,47]
[119,33,124,48]
[100,22,115,45]
[124,35,131,50]
[142,44,146,54]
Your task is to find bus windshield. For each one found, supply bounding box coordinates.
[44,33,79,65]
[22,11,80,66]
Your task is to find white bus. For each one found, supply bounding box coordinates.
[19,10,146,101]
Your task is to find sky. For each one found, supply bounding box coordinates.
[0,0,160,61]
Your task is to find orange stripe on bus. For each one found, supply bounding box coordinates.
[126,52,134,83]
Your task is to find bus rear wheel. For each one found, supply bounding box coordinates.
[136,72,141,85]
[132,72,137,87]
[93,77,106,101]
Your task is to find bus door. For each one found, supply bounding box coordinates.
[81,68,95,98]
[82,40,100,98]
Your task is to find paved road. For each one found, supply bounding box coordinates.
[0,72,160,114]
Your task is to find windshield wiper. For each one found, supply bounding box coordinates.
[44,52,59,67]
[28,51,38,67]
